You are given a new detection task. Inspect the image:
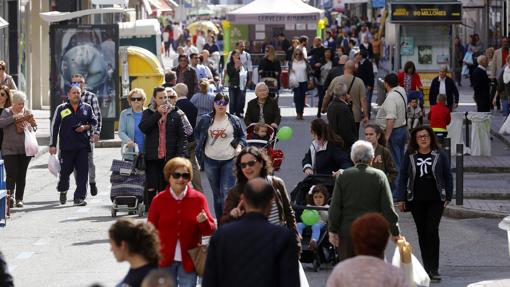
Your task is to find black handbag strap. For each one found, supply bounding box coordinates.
[347,76,356,94]
[394,90,408,127]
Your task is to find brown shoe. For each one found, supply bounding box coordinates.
[309,240,318,250]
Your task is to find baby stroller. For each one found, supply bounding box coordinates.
[109,145,146,217]
[246,123,284,171]
[260,71,280,102]
[291,174,338,271]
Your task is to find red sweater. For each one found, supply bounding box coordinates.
[397,71,422,91]
[148,185,216,272]
[428,102,451,129]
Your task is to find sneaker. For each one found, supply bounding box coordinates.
[73,199,87,206]
[15,200,23,208]
[90,183,98,196]
[429,272,442,283]
[59,192,67,205]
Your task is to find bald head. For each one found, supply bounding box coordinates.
[242,178,274,213]
[344,60,355,75]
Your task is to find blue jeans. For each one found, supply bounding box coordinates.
[165,261,197,287]
[389,126,408,198]
[204,156,235,218]
[366,85,373,119]
[293,82,307,114]
[297,222,325,242]
[502,99,509,117]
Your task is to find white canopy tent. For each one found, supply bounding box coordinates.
[227,0,323,24]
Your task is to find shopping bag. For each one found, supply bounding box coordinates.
[461,64,470,77]
[24,126,39,157]
[48,154,60,177]
[499,115,510,135]
[239,67,248,91]
[392,240,430,287]
[289,72,299,89]
[463,50,474,65]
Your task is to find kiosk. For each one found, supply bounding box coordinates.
[389,1,462,106]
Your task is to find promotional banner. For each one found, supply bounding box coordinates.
[49,25,119,119]
[390,2,462,23]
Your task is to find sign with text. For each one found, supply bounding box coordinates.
[390,2,462,23]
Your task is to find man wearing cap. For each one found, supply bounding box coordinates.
[50,84,98,206]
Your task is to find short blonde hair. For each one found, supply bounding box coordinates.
[128,88,146,102]
[163,157,193,182]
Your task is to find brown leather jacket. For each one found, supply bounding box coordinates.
[220,176,300,248]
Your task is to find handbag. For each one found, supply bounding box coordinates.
[16,113,36,134]
[133,152,146,171]
[187,244,208,277]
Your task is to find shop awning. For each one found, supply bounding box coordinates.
[187,6,215,17]
[0,17,8,29]
[344,0,369,3]
[148,0,177,12]
[40,8,126,23]
[142,0,152,15]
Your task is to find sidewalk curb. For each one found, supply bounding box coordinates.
[444,205,507,219]
[33,140,122,159]
[464,192,510,200]
[452,166,510,173]
[491,128,510,148]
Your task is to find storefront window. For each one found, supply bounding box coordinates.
[400,25,451,71]
[18,0,30,93]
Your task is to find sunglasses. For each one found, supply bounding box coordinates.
[214,100,228,106]
[240,160,258,169]
[71,81,82,85]
[0,92,6,97]
[131,97,143,102]
[171,172,191,180]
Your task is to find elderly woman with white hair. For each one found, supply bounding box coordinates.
[328,140,401,261]
[119,88,147,160]
[244,82,281,128]
[0,90,37,208]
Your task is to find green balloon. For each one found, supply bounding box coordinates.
[276,126,293,141]
[301,209,320,226]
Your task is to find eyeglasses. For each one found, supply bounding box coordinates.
[130,97,143,102]
[240,160,258,169]
[214,100,228,106]
[417,135,430,140]
[171,172,191,180]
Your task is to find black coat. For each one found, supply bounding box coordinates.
[172,66,198,99]
[323,65,344,91]
[202,213,299,287]
[244,97,281,126]
[302,141,352,174]
[429,76,459,110]
[327,98,357,149]
[471,67,491,112]
[176,98,198,142]
[356,58,374,87]
[139,107,188,161]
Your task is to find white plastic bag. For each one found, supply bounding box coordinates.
[239,67,248,91]
[48,154,60,177]
[24,126,39,156]
[499,116,510,135]
[289,72,299,89]
[392,246,430,287]
[298,261,309,287]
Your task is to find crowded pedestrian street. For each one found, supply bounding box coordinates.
[2,0,510,286]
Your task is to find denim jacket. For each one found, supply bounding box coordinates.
[397,149,453,202]
[194,113,246,167]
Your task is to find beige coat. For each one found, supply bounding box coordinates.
[324,75,366,122]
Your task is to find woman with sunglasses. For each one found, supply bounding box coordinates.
[220,147,300,246]
[148,157,215,287]
[396,126,452,282]
[119,88,147,161]
[0,86,12,160]
[289,47,313,120]
[139,86,188,210]
[195,93,246,217]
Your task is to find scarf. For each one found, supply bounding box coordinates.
[158,110,169,159]
[504,66,510,84]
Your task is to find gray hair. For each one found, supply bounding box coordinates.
[332,81,348,98]
[12,90,27,103]
[350,140,375,164]
[173,83,187,97]
[477,55,487,63]
[255,82,268,92]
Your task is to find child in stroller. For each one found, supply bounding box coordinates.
[291,174,337,271]
[297,185,329,250]
[246,123,284,171]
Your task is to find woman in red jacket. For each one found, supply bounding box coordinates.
[398,61,423,107]
[148,157,216,286]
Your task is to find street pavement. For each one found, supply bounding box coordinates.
[2,87,510,286]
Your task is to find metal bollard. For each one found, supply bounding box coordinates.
[444,138,451,169]
[456,144,464,205]
[464,112,471,148]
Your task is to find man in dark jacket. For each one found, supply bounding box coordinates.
[429,66,459,111]
[50,85,98,206]
[471,55,491,112]
[355,50,375,118]
[203,178,299,287]
[327,81,357,149]
[172,54,198,99]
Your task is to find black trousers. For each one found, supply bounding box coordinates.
[145,159,166,209]
[3,154,32,201]
[409,200,444,274]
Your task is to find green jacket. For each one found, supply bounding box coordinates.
[371,145,398,185]
[328,164,400,237]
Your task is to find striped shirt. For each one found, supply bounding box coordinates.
[268,200,283,226]
[190,92,215,117]
[81,90,102,134]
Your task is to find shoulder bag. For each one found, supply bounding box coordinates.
[187,244,208,277]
